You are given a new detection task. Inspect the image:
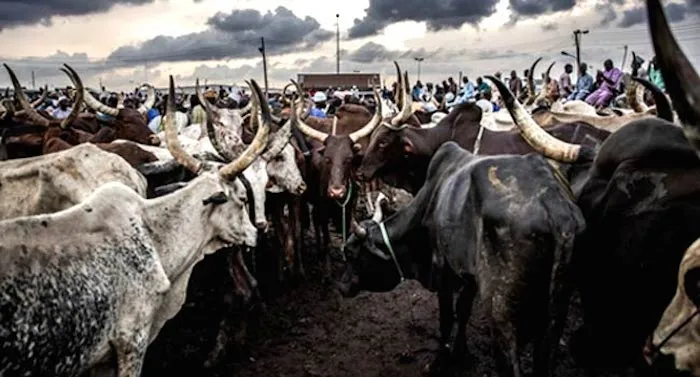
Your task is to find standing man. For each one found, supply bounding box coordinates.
[509,70,523,100]
[559,64,574,99]
[310,91,327,118]
[648,56,665,92]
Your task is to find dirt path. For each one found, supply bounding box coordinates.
[143,231,630,377]
[227,239,628,377]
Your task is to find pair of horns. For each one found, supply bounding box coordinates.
[292,79,384,143]
[200,78,295,163]
[82,81,155,117]
[163,75,270,180]
[3,63,83,129]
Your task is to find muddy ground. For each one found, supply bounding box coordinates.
[142,227,634,377]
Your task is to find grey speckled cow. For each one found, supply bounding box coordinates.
[0,77,271,376]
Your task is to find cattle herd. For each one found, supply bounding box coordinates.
[0,1,699,376]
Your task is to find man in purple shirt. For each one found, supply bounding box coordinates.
[585,59,623,109]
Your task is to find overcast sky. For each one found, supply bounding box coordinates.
[1,0,698,91]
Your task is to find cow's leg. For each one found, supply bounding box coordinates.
[452,277,477,363]
[269,200,287,282]
[534,242,575,377]
[428,271,454,376]
[290,197,305,278]
[112,333,148,377]
[491,311,522,377]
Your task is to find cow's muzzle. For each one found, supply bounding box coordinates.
[328,185,346,199]
[336,264,361,298]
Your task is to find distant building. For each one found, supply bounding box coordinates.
[297,73,381,91]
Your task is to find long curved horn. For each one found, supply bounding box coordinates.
[394,61,403,110]
[391,70,413,126]
[632,77,673,122]
[544,62,555,84]
[198,78,234,162]
[261,87,296,161]
[280,83,294,106]
[290,79,328,142]
[218,79,271,180]
[486,75,594,163]
[349,88,383,142]
[3,64,50,127]
[59,64,85,129]
[138,84,156,114]
[31,85,48,108]
[79,69,119,116]
[647,0,700,153]
[534,62,556,105]
[164,75,203,174]
[525,57,543,105]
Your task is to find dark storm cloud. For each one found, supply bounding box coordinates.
[597,3,618,26]
[347,0,499,39]
[509,0,577,16]
[0,0,156,31]
[618,2,692,28]
[107,6,333,65]
[345,42,428,63]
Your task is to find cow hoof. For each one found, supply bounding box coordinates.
[423,351,452,377]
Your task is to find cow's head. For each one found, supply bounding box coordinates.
[202,79,306,231]
[161,76,279,248]
[358,63,419,182]
[78,72,160,146]
[643,238,700,376]
[265,143,306,196]
[338,194,410,297]
[292,80,382,200]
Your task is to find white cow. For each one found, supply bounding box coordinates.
[0,143,148,221]
[647,238,700,375]
[0,77,269,376]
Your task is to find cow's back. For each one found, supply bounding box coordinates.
[0,144,147,220]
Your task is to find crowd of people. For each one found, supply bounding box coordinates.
[15,52,666,128]
[403,53,667,115]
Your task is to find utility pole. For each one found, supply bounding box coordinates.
[414,57,424,81]
[573,29,588,81]
[336,14,340,74]
[258,37,269,95]
[31,70,35,89]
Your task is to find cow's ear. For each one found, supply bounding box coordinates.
[402,137,414,155]
[203,191,228,206]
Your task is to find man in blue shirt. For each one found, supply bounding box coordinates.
[567,63,594,101]
[446,76,476,109]
[309,91,327,118]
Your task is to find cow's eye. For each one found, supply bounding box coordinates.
[378,141,387,148]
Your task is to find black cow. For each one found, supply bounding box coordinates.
[484,0,700,372]
[339,141,585,377]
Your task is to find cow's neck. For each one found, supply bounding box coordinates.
[403,124,457,187]
[378,181,432,252]
[143,175,220,279]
